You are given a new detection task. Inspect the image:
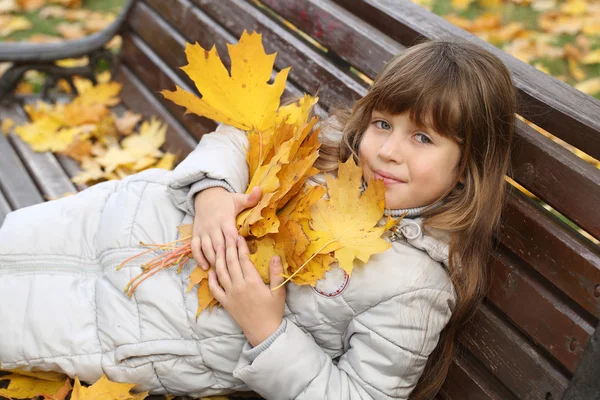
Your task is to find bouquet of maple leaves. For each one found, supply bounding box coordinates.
[118,31,397,317]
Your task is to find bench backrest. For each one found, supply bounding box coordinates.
[118,1,600,398]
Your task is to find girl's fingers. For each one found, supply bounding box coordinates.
[208,269,226,303]
[225,235,244,283]
[214,242,232,291]
[191,236,209,270]
[201,235,216,266]
[211,231,226,267]
[237,236,258,280]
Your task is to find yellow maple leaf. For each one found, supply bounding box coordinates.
[302,158,395,276]
[154,152,177,170]
[0,373,69,399]
[161,30,290,132]
[575,77,600,95]
[2,117,15,136]
[452,0,473,10]
[0,15,33,37]
[582,49,600,64]
[121,117,167,159]
[76,81,122,107]
[114,110,142,135]
[187,267,217,316]
[71,374,148,400]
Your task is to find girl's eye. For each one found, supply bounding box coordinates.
[374,120,391,130]
[415,133,432,144]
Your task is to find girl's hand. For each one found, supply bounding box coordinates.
[192,186,262,270]
[208,235,286,347]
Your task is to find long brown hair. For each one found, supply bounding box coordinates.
[315,39,517,398]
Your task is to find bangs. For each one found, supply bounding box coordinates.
[364,55,467,145]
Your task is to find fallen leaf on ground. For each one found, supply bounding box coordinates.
[56,22,86,40]
[2,117,15,135]
[0,15,33,37]
[0,372,69,399]
[114,110,142,135]
[71,374,148,400]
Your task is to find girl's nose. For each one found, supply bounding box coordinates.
[378,135,405,164]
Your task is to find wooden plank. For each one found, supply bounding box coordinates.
[116,64,197,157]
[259,0,403,79]
[459,303,570,399]
[135,0,327,117]
[120,32,217,141]
[4,104,77,201]
[331,0,600,161]
[183,0,367,104]
[511,120,600,240]
[500,189,600,320]
[255,0,600,240]
[487,246,596,374]
[0,190,11,227]
[562,322,600,400]
[441,349,517,400]
[0,109,43,209]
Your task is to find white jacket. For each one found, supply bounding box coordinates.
[0,124,455,399]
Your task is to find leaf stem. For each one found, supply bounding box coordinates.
[271,239,337,291]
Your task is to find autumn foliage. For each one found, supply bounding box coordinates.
[118,31,397,316]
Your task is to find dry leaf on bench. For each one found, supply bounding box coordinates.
[0,371,69,399]
[71,374,148,400]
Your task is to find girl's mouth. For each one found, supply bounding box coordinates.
[374,171,405,186]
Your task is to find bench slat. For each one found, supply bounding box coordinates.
[511,121,600,240]
[488,248,595,374]
[6,104,77,201]
[0,108,44,209]
[254,0,600,241]
[460,304,570,399]
[500,189,600,320]
[0,190,11,227]
[442,351,517,400]
[260,0,402,80]
[331,0,600,161]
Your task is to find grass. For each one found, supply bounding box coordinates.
[3,0,126,42]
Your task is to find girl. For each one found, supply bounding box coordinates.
[0,39,516,399]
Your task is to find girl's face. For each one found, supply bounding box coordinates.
[358,110,462,210]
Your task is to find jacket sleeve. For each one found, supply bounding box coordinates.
[233,288,455,400]
[165,124,249,216]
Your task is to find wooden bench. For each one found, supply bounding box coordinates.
[1,0,599,399]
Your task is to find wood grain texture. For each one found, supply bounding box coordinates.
[460,304,570,398]
[441,349,517,400]
[5,104,76,201]
[260,0,403,78]
[0,107,44,209]
[500,189,600,320]
[0,190,11,227]
[488,246,595,374]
